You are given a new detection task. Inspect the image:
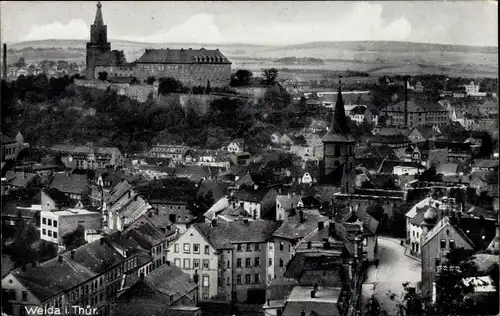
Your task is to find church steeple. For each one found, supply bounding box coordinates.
[323,78,355,143]
[94,1,104,26]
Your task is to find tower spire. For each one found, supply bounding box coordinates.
[94,1,104,26]
[330,76,351,135]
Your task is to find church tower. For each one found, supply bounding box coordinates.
[86,1,111,79]
[321,79,356,191]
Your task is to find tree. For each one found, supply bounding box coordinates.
[130,77,140,84]
[158,77,185,95]
[479,132,494,158]
[146,76,156,84]
[262,68,279,85]
[98,71,108,81]
[14,57,26,68]
[231,69,253,86]
[418,166,443,182]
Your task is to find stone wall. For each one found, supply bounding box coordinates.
[134,63,231,88]
[74,79,158,103]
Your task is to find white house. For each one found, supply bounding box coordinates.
[464,81,480,94]
[227,140,245,153]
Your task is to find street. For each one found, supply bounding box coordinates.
[362,236,421,316]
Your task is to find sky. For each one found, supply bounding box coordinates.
[0,1,498,47]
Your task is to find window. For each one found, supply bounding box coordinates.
[449,239,455,250]
[255,274,260,284]
[237,244,242,252]
[440,239,446,249]
[42,229,46,235]
[236,275,241,284]
[245,274,252,284]
[174,244,179,253]
[193,244,200,254]
[255,257,260,267]
[236,258,242,268]
[205,245,210,254]
[226,260,230,268]
[174,258,181,267]
[22,291,27,301]
[202,259,210,270]
[193,259,200,269]
[183,243,190,253]
[48,219,52,226]
[269,258,272,266]
[54,232,58,238]
[183,259,190,269]
[279,259,284,267]
[435,258,441,267]
[255,244,260,251]
[202,275,209,287]
[245,258,251,268]
[279,242,284,251]
[48,230,52,237]
[42,218,46,225]
[334,145,341,157]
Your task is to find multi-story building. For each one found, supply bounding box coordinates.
[40,207,102,247]
[167,220,280,303]
[1,238,140,316]
[134,48,231,88]
[86,1,111,79]
[149,144,192,162]
[51,145,124,170]
[235,185,278,219]
[270,211,328,281]
[464,81,480,94]
[382,100,449,128]
[1,132,24,161]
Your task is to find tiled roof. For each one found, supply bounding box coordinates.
[377,160,424,174]
[282,286,342,316]
[277,194,302,212]
[106,180,133,205]
[196,180,229,202]
[5,171,37,188]
[273,211,328,240]
[50,173,88,195]
[236,185,274,203]
[194,220,281,249]
[203,197,230,221]
[353,207,379,235]
[412,126,441,139]
[123,216,169,249]
[135,48,231,64]
[50,145,121,156]
[384,100,447,113]
[409,206,430,226]
[436,163,459,175]
[456,217,497,251]
[174,165,209,182]
[10,239,124,302]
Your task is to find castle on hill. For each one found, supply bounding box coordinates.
[86,1,232,87]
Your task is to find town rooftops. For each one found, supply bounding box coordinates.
[236,185,274,203]
[50,144,121,156]
[8,239,124,302]
[277,194,302,212]
[377,160,424,174]
[46,208,100,217]
[50,172,88,195]
[194,220,281,249]
[135,48,231,64]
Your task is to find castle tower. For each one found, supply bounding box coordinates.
[86,1,111,79]
[322,79,356,190]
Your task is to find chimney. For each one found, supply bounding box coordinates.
[404,76,408,127]
[161,227,166,233]
[70,250,75,259]
[155,208,159,215]
[58,255,63,263]
[253,184,259,190]
[140,272,144,281]
[314,283,319,292]
[299,210,304,223]
[2,43,6,80]
[310,290,316,298]
[128,191,131,198]
[318,221,324,230]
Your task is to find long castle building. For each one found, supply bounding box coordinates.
[85,2,232,87]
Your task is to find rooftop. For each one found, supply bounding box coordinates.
[135,48,231,64]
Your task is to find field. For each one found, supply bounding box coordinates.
[2,39,498,79]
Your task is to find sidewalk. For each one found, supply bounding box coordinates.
[378,236,421,263]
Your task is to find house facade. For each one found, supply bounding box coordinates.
[382,100,449,127]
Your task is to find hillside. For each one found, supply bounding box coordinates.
[1,39,498,78]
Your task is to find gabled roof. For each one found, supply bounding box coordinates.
[135,48,231,64]
[203,197,230,221]
[277,194,302,212]
[122,216,170,249]
[274,211,328,240]
[377,160,424,174]
[50,173,88,195]
[194,220,280,249]
[4,171,37,188]
[422,216,474,248]
[236,185,274,203]
[436,163,459,175]
[384,100,447,113]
